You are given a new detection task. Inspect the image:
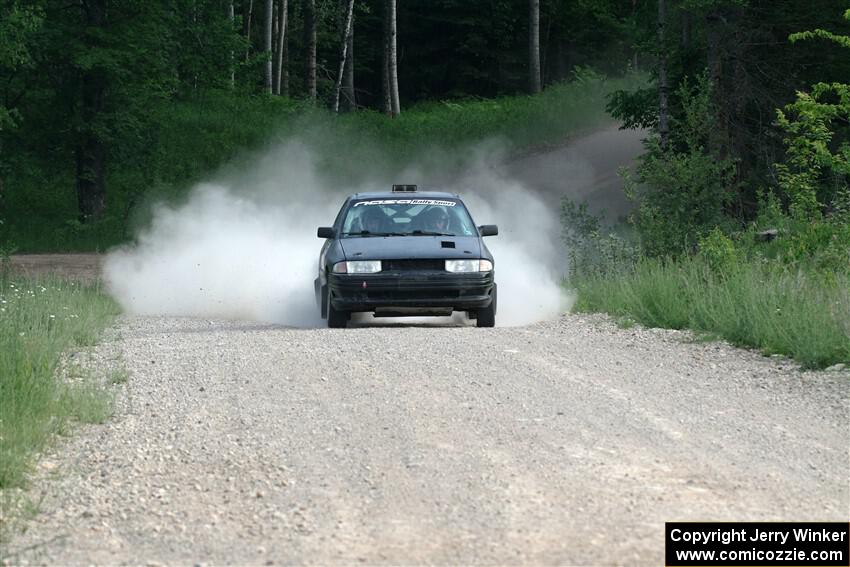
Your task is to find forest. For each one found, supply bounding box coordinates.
[1,1,848,552]
[1,0,849,365]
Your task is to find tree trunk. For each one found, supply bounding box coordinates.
[272,1,278,91]
[243,0,253,62]
[632,0,639,70]
[657,0,670,148]
[381,2,391,114]
[274,0,288,95]
[264,0,273,92]
[0,140,4,225]
[191,2,199,90]
[706,8,727,158]
[304,0,317,101]
[229,1,235,87]
[528,0,541,94]
[555,39,568,81]
[387,0,400,116]
[342,7,355,111]
[332,0,355,113]
[76,0,107,222]
[75,125,106,223]
[540,8,551,87]
[282,19,290,96]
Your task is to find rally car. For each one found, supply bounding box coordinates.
[315,185,498,328]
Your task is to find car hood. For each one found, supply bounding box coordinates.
[340,235,481,260]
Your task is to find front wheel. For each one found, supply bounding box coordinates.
[476,285,497,328]
[326,291,348,328]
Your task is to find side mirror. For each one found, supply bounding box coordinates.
[478,224,498,237]
[317,226,335,239]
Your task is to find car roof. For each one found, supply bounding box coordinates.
[350,190,459,200]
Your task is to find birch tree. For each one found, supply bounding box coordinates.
[305,0,317,101]
[264,0,273,92]
[332,0,355,113]
[342,3,355,111]
[243,0,253,62]
[228,1,235,87]
[386,0,400,116]
[282,21,290,96]
[274,0,288,95]
[381,2,391,114]
[529,0,541,94]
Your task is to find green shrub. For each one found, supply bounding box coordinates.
[560,198,638,278]
[567,11,850,368]
[698,228,740,275]
[624,74,737,257]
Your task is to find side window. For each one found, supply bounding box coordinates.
[334,199,351,231]
[342,210,351,232]
[349,213,360,233]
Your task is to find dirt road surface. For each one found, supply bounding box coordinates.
[506,124,645,221]
[6,313,848,565]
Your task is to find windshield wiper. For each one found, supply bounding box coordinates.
[411,230,455,236]
[342,230,407,237]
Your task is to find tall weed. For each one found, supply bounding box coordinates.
[0,277,119,488]
[571,256,850,369]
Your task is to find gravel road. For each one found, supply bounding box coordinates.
[6,313,848,565]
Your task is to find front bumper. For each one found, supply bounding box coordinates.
[328,270,495,312]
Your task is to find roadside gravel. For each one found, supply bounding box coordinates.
[4,313,848,565]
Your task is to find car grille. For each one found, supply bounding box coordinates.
[382,259,445,271]
[365,289,461,300]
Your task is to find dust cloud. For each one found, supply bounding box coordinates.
[104,131,613,327]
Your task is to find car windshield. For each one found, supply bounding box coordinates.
[340,198,477,237]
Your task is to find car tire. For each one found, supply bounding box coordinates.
[326,290,348,328]
[476,284,497,328]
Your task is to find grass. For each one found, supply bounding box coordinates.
[335,69,632,158]
[570,256,850,369]
[109,366,130,385]
[0,269,120,490]
[2,70,645,252]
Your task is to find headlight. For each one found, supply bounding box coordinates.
[332,260,382,274]
[445,259,493,272]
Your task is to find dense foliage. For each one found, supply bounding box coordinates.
[0,0,646,249]
[563,3,850,367]
[607,0,850,247]
[2,70,634,251]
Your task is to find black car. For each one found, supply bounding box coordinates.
[315,185,498,328]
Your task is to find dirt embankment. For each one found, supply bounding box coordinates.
[8,254,102,284]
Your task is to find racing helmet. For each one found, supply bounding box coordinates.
[422,206,450,230]
[359,206,388,232]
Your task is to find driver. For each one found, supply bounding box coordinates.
[422,207,451,233]
[360,206,387,233]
